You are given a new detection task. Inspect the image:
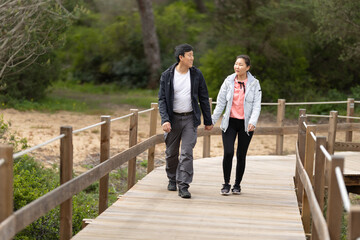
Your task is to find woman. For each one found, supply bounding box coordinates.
[212,55,261,195]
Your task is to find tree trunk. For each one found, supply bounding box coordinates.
[136,0,161,89]
[194,0,207,13]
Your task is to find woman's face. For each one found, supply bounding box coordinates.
[234,58,250,76]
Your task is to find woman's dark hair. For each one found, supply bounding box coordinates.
[236,55,251,67]
[175,44,193,62]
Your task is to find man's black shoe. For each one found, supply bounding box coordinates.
[178,188,191,198]
[167,181,177,191]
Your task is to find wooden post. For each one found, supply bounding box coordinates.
[311,136,326,240]
[60,126,73,240]
[203,98,212,158]
[99,116,111,214]
[326,155,344,240]
[128,109,138,190]
[348,206,360,240]
[276,99,286,155]
[147,103,158,173]
[328,111,338,155]
[295,109,306,189]
[302,125,316,234]
[0,144,13,223]
[297,111,307,204]
[345,98,354,142]
[313,136,327,211]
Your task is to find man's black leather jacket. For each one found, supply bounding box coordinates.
[158,63,212,127]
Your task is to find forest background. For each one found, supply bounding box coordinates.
[1,0,360,107]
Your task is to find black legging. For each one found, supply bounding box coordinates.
[222,118,253,186]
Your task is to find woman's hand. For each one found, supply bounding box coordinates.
[247,124,255,132]
[162,122,172,133]
[205,125,213,131]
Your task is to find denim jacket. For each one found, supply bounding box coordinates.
[212,72,262,133]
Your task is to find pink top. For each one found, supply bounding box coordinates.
[230,76,247,119]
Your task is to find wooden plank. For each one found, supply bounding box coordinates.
[73,156,306,240]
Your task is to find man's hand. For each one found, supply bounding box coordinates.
[205,125,213,131]
[162,122,172,133]
[248,124,255,132]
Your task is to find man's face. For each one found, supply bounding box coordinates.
[179,51,194,68]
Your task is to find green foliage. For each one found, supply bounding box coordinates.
[13,156,60,239]
[0,0,78,103]
[0,53,60,104]
[313,0,360,61]
[57,10,149,88]
[155,1,208,67]
[199,44,246,98]
[1,0,359,106]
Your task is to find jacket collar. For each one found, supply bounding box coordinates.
[169,62,195,75]
[228,72,255,85]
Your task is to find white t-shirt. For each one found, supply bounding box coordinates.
[173,69,193,113]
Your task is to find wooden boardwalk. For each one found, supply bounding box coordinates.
[73,154,306,240]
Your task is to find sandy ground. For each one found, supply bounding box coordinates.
[1,107,305,174]
[5,107,356,174]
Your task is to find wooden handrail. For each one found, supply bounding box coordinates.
[0,134,164,240]
[1,99,360,240]
[295,108,360,240]
[295,143,330,240]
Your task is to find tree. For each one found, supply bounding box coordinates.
[194,0,207,13]
[136,0,161,89]
[313,0,360,60]
[0,0,73,97]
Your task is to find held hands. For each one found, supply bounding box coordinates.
[247,124,255,132]
[162,122,172,133]
[205,125,213,131]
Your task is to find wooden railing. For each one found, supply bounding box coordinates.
[0,98,359,240]
[294,109,360,240]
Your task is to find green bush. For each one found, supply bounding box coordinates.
[155,1,208,68]
[199,44,247,98]
[57,11,149,88]
[0,53,59,105]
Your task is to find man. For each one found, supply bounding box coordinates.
[158,43,213,199]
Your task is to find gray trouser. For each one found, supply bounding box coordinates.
[164,114,197,190]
